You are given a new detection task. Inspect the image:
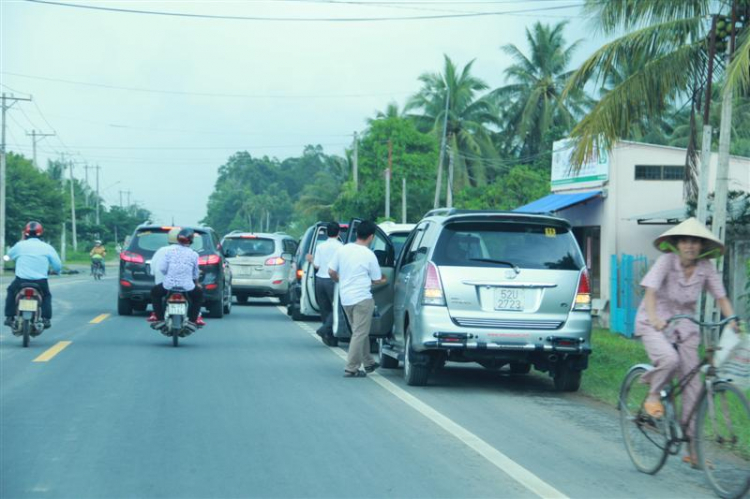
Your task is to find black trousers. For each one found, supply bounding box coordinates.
[151,284,203,321]
[4,278,52,319]
[315,277,336,335]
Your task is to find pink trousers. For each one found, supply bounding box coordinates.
[640,330,702,437]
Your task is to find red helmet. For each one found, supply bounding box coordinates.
[24,221,44,238]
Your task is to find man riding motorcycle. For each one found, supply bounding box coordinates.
[150,228,204,331]
[90,240,106,275]
[4,221,62,329]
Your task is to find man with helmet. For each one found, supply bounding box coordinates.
[4,221,62,328]
[89,240,107,276]
[150,228,203,330]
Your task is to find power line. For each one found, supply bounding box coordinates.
[25,0,585,22]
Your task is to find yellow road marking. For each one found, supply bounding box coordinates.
[90,313,110,324]
[33,341,72,363]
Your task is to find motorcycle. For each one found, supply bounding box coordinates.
[91,256,105,280]
[154,288,196,347]
[11,285,45,347]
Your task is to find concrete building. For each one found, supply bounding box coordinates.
[516,139,750,322]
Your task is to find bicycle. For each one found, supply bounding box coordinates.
[619,314,750,499]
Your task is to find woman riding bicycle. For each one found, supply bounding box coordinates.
[635,217,739,467]
[90,240,106,275]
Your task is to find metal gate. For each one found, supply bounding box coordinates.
[610,254,649,337]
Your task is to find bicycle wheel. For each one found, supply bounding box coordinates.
[619,366,670,474]
[696,381,750,499]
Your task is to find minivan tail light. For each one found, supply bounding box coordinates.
[120,251,145,264]
[265,257,285,266]
[574,270,591,311]
[198,254,221,266]
[423,261,446,306]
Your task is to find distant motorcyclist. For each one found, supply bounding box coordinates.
[4,221,62,329]
[150,228,203,331]
[90,240,106,275]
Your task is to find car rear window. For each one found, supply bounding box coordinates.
[388,231,411,257]
[223,237,275,257]
[433,221,584,271]
[130,229,207,255]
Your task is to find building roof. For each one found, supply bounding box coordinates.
[514,191,602,214]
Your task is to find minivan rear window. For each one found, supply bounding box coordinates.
[433,222,584,271]
[224,237,275,257]
[130,229,207,255]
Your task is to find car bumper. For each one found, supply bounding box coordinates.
[231,277,288,296]
[411,306,592,356]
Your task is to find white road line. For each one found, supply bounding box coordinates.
[276,306,568,499]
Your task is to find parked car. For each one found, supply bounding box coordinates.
[376,209,592,391]
[378,221,416,259]
[118,225,233,318]
[221,231,297,304]
[286,222,348,321]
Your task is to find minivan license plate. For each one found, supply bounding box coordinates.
[494,288,524,311]
[167,303,187,316]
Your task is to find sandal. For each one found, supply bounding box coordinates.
[364,362,380,374]
[644,400,664,418]
[683,455,713,470]
[344,370,367,378]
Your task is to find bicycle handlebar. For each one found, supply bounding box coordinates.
[666,314,741,329]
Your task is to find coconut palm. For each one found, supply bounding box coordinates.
[564,0,749,169]
[406,55,500,190]
[368,101,403,124]
[493,21,589,159]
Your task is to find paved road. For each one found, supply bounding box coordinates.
[0,276,719,498]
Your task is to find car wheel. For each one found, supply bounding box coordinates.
[208,300,224,319]
[133,302,147,313]
[117,297,133,316]
[290,303,304,321]
[554,357,582,392]
[509,362,531,375]
[236,294,249,304]
[223,284,232,315]
[322,334,338,347]
[404,327,430,386]
[278,291,290,306]
[378,338,399,369]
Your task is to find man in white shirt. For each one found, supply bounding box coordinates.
[328,220,386,377]
[306,222,343,341]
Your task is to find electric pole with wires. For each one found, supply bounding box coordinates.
[26,130,55,170]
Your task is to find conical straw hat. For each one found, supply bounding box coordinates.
[653,217,724,257]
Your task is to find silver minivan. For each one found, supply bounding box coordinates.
[221,232,298,304]
[378,210,592,391]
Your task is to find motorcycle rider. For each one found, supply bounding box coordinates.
[150,228,203,331]
[4,221,62,329]
[89,240,106,275]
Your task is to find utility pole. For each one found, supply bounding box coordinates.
[68,160,78,252]
[95,165,101,225]
[1,92,32,262]
[434,91,450,209]
[119,190,124,208]
[446,146,455,208]
[697,15,718,224]
[126,190,131,211]
[26,130,55,169]
[402,177,407,224]
[385,139,392,220]
[353,131,359,191]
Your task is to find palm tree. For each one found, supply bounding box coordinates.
[406,55,499,191]
[368,101,403,124]
[564,0,748,171]
[493,21,589,159]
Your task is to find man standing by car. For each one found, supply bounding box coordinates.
[306,222,342,341]
[328,220,386,377]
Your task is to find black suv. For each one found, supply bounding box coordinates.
[117,225,233,318]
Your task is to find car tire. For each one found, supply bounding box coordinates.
[404,328,430,386]
[278,291,290,306]
[208,300,224,319]
[236,294,249,304]
[133,302,147,312]
[223,285,232,315]
[117,297,133,316]
[509,362,531,375]
[290,304,304,321]
[554,358,582,392]
[378,338,399,369]
[322,334,338,347]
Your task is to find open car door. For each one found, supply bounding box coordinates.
[299,222,328,316]
[333,219,395,339]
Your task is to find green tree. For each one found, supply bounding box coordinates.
[334,115,438,222]
[493,22,589,160]
[454,164,549,211]
[406,55,500,191]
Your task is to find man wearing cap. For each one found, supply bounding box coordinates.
[635,217,738,467]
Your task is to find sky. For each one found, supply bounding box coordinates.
[2,0,608,227]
